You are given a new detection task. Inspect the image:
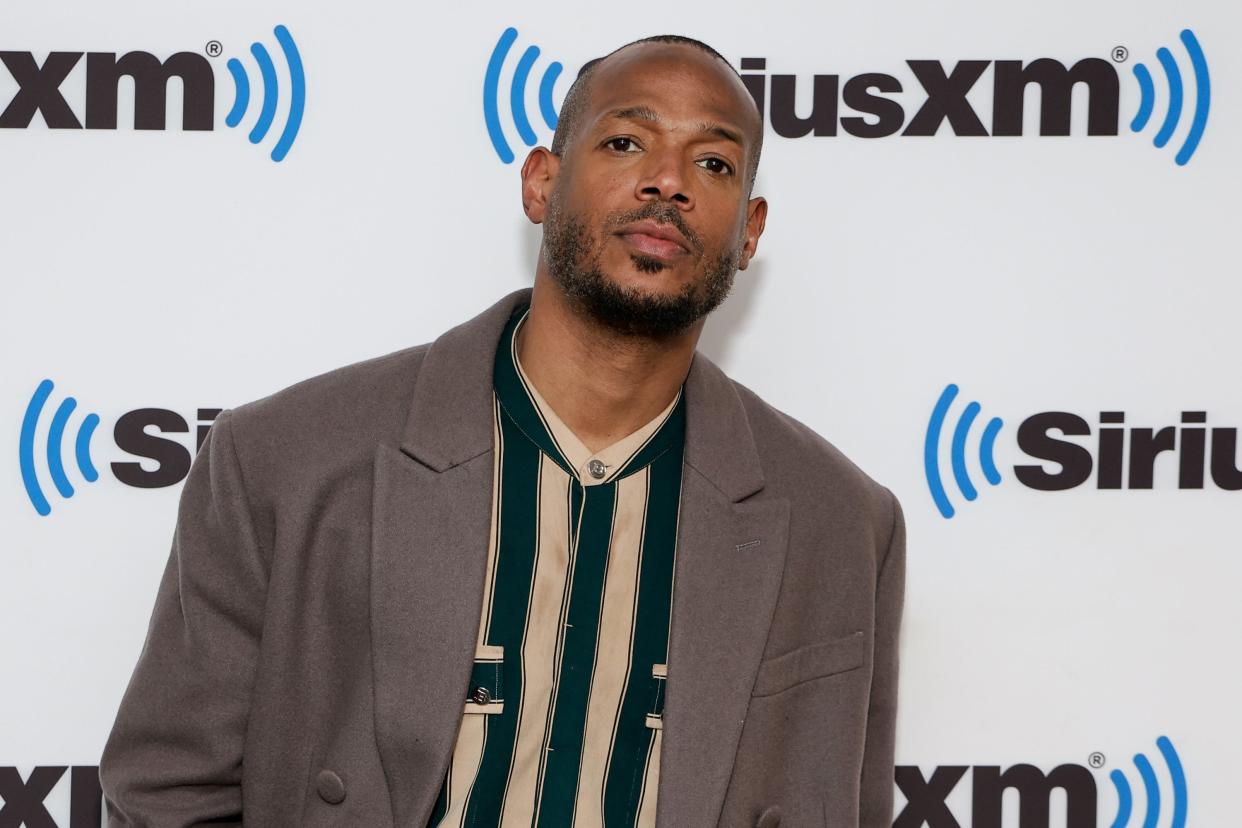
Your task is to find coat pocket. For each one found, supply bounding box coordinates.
[463,644,505,715]
[752,630,866,698]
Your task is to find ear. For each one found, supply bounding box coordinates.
[737,196,768,271]
[521,147,560,224]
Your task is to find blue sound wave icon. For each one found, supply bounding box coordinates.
[484,27,563,164]
[225,24,306,163]
[19,379,101,517]
[1108,736,1188,828]
[924,383,1003,519]
[1130,29,1210,166]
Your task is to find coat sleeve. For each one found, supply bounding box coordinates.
[99,408,269,827]
[858,489,907,827]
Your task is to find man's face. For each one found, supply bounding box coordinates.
[532,43,766,338]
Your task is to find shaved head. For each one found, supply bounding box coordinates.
[549,35,764,192]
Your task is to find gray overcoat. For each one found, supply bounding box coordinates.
[99,288,906,828]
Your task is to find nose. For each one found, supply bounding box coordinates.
[634,146,693,209]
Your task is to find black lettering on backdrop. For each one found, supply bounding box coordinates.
[1210,427,1242,489]
[894,765,968,828]
[0,765,64,828]
[841,73,904,137]
[84,51,214,130]
[1127,426,1177,489]
[1014,412,1093,490]
[739,57,767,126]
[903,60,990,136]
[111,408,191,488]
[770,74,839,138]
[196,408,223,453]
[1097,412,1125,489]
[68,766,102,828]
[0,52,83,129]
[0,766,102,828]
[971,764,1097,828]
[1178,411,1207,488]
[992,58,1119,136]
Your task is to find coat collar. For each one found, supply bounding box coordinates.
[399,287,766,502]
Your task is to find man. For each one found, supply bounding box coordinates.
[100,34,905,828]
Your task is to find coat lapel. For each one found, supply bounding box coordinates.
[370,289,530,826]
[657,353,791,828]
[370,444,492,825]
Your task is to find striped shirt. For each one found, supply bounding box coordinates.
[428,304,686,828]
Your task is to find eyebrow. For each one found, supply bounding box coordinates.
[603,106,745,148]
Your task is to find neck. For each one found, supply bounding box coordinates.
[516,271,700,454]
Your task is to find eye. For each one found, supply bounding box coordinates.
[697,156,734,176]
[604,136,641,153]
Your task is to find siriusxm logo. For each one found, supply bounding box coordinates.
[484,27,563,163]
[222,25,305,162]
[924,384,1004,519]
[483,26,1210,166]
[0,24,305,162]
[896,735,1187,828]
[1107,737,1188,828]
[737,27,1209,166]
[0,766,100,827]
[1127,31,1209,166]
[18,380,101,517]
[18,379,220,516]
[924,383,1242,518]
[0,746,1189,827]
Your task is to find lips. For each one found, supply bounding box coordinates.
[614,219,692,260]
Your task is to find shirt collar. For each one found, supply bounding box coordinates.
[492,305,686,486]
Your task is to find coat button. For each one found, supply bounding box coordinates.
[471,685,492,705]
[316,769,346,804]
[755,805,782,828]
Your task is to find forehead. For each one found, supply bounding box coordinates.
[582,43,760,140]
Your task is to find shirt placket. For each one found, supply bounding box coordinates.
[534,469,617,824]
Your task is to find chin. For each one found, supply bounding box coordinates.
[612,266,697,300]
[629,253,670,275]
[611,249,689,280]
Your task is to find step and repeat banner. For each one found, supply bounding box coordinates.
[2,0,1237,825]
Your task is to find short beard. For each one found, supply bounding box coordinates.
[542,198,742,339]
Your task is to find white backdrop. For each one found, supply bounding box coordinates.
[2,1,1237,825]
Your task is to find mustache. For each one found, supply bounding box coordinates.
[604,203,703,255]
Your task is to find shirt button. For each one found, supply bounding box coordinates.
[470,686,491,705]
[587,459,607,479]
